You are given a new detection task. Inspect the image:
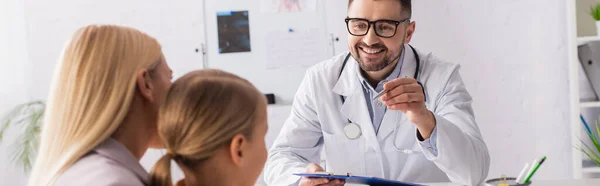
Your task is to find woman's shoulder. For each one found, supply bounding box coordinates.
[54,152,146,186]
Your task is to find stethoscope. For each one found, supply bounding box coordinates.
[338,44,423,143]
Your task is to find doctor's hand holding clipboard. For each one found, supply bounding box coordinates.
[298,163,345,186]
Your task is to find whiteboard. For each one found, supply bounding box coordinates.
[203,0,334,104]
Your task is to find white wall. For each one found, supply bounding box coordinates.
[408,0,572,180]
[0,0,31,185]
[23,0,208,101]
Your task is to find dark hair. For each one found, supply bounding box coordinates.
[348,0,412,18]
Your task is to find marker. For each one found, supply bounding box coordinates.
[522,156,547,184]
[515,163,530,184]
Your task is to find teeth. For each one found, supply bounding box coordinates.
[362,48,383,54]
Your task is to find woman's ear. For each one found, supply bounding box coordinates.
[229,134,247,167]
[136,69,155,102]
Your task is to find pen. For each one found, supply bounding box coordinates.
[522,156,546,184]
[372,90,389,101]
[515,163,530,184]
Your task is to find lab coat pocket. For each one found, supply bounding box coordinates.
[322,130,363,154]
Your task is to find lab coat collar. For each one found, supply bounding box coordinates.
[332,53,359,97]
[399,44,418,80]
[93,138,149,184]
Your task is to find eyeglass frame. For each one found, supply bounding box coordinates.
[344,17,411,38]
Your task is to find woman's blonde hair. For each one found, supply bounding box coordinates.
[28,24,164,186]
[149,69,266,186]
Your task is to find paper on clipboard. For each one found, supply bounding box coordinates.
[293,172,424,186]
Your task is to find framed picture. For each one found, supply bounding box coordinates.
[216,10,251,54]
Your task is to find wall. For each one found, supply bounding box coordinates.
[0,0,31,185]
[203,0,331,104]
[23,0,208,101]
[409,0,572,180]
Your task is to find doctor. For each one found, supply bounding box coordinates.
[264,0,490,185]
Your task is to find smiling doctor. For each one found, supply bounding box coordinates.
[264,0,490,185]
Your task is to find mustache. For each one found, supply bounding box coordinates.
[355,42,387,50]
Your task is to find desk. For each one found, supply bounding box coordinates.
[424,178,600,186]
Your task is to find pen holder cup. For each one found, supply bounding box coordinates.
[484,177,531,186]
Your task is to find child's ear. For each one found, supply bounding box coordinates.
[229,134,246,167]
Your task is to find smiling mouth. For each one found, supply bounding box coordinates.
[359,46,385,54]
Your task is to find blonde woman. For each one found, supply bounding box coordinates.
[28,24,173,186]
[149,69,268,186]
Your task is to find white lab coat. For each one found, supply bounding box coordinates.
[264,46,490,186]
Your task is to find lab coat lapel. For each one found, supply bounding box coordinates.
[377,45,418,139]
[399,44,418,81]
[332,55,378,149]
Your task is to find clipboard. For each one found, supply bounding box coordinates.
[293,172,424,186]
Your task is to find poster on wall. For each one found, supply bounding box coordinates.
[260,0,317,13]
[216,10,251,54]
[264,28,328,69]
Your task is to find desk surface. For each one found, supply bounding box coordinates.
[425,178,600,186]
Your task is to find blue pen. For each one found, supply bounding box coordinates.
[581,114,593,136]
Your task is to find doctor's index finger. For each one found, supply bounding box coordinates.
[383,77,417,90]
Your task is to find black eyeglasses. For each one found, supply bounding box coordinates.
[344,18,410,38]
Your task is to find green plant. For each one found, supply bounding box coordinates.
[590,4,600,21]
[0,100,44,173]
[577,115,600,167]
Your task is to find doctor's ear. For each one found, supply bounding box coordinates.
[229,134,247,167]
[404,21,416,44]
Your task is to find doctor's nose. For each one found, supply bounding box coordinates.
[362,26,381,46]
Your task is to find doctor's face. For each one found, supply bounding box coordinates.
[347,0,415,72]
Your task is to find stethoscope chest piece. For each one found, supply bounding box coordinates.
[344,123,362,140]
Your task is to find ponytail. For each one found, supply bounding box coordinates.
[149,153,173,186]
[149,69,266,186]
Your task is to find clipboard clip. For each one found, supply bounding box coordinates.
[314,172,352,177]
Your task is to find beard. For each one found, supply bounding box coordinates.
[352,39,404,72]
